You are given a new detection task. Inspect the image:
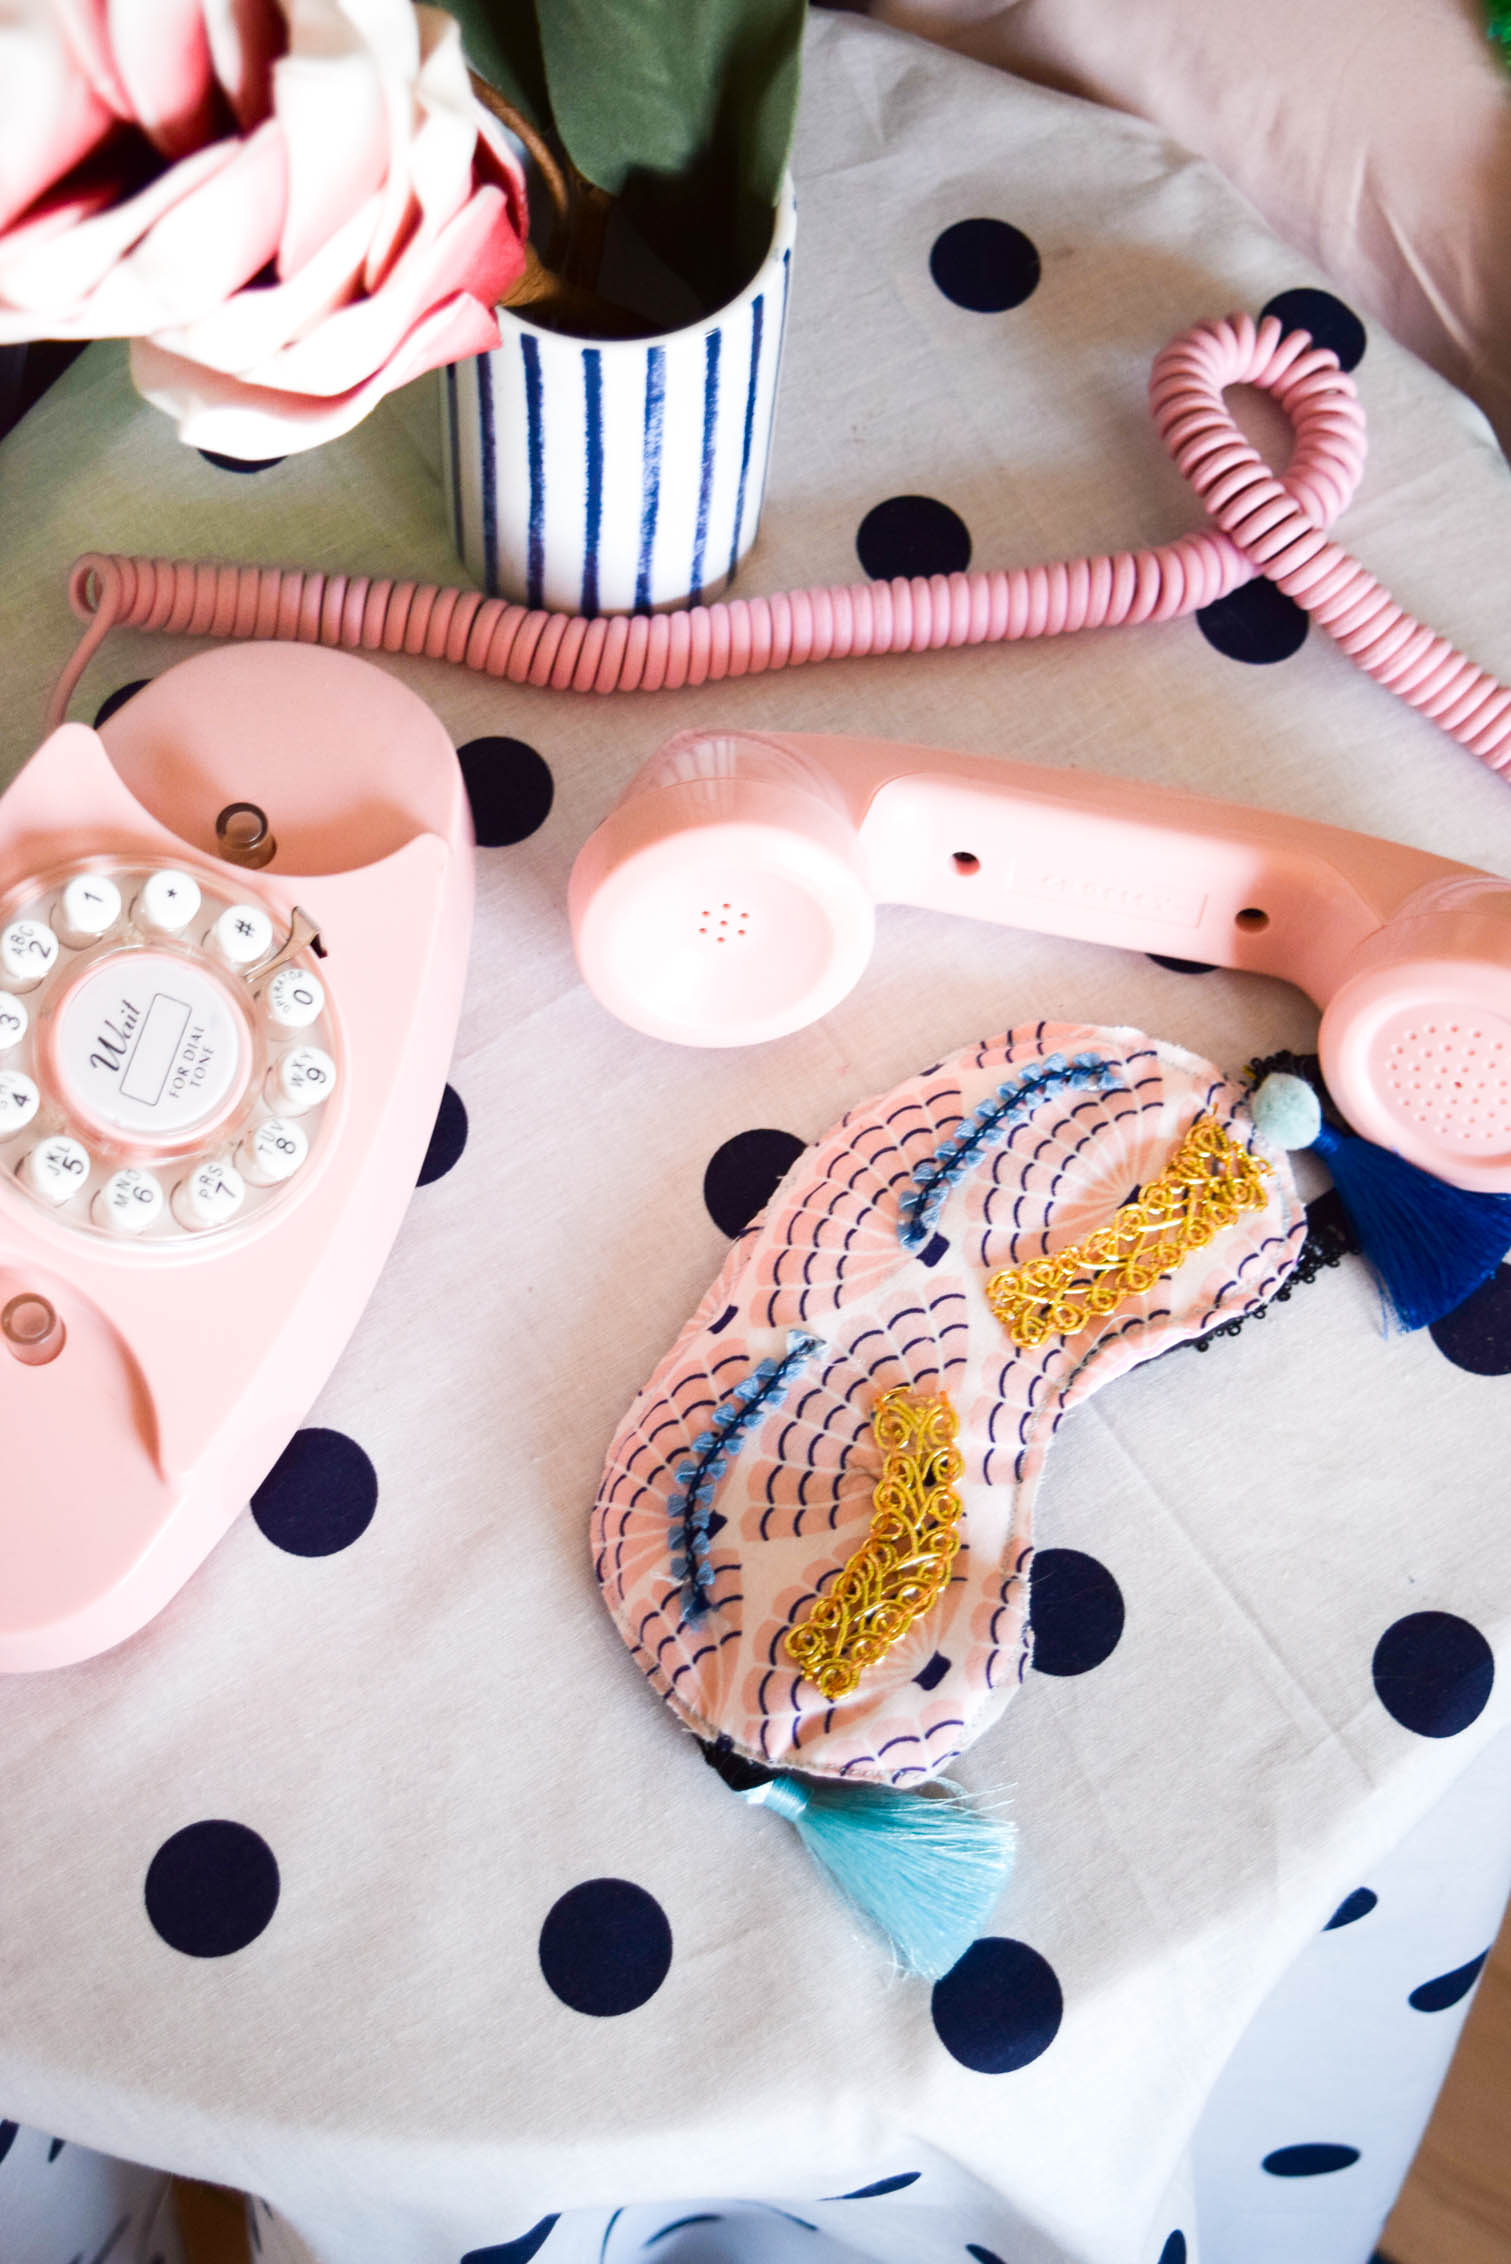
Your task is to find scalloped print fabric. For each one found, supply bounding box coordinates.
[593,1023,1307,1785]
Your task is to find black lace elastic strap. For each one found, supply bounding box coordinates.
[1188,1053,1360,1353]
[700,1736,777,1794]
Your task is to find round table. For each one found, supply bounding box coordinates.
[1,15,1509,2264]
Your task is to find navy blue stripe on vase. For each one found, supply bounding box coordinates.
[728,292,766,583]
[521,332,546,611]
[582,346,604,617]
[445,362,463,558]
[478,349,499,598]
[690,330,722,605]
[765,245,793,465]
[636,344,667,613]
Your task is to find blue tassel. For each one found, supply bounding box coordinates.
[741,1773,1014,1979]
[1252,1071,1511,1331]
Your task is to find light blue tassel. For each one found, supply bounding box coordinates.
[1253,1070,1511,1330]
[742,1773,1014,1979]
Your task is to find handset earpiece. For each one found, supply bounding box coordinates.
[570,729,1511,1191]
[1318,873,1511,1191]
[567,733,876,1048]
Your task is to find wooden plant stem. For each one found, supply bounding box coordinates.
[468,73,570,268]
[501,240,651,338]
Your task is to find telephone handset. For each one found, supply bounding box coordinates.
[0,642,473,1671]
[568,727,1511,1193]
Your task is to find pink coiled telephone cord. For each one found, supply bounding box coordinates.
[49,312,1511,776]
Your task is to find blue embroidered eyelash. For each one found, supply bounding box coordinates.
[670,1329,821,1621]
[897,1052,1122,1251]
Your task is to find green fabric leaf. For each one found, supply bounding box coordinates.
[536,0,806,307]
[440,0,550,130]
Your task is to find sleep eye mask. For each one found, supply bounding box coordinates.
[591,1023,1307,1974]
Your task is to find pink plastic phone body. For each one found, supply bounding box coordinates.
[0,643,472,1671]
[570,729,1511,1192]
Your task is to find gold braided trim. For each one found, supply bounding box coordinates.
[783,1387,964,1701]
[985,1113,1270,1350]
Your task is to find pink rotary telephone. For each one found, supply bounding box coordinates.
[570,728,1511,1193]
[0,641,472,1671]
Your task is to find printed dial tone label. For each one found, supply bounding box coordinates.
[52,952,248,1141]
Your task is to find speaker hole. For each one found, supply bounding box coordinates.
[1235,906,1269,932]
[952,851,980,875]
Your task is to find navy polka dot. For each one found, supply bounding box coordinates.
[457,735,554,847]
[1147,953,1216,975]
[418,1084,469,1185]
[1262,2144,1360,2177]
[914,1651,951,1691]
[1409,1949,1489,2012]
[252,1427,378,1557]
[0,2120,15,2164]
[1158,2238,1187,2264]
[538,1878,672,2016]
[1372,1611,1494,1738]
[93,680,149,729]
[198,449,285,473]
[967,2248,1008,2264]
[460,2219,560,2264]
[145,1820,280,1957]
[857,495,971,582]
[832,2174,920,2198]
[1260,288,1366,373]
[931,1937,1063,2072]
[1324,1887,1377,1930]
[1197,579,1309,665]
[1029,1548,1124,1675]
[1429,1267,1511,1375]
[703,1128,805,1236]
[930,219,1041,312]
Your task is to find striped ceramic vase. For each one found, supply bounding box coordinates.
[442,181,796,616]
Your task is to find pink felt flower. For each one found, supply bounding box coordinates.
[0,0,528,455]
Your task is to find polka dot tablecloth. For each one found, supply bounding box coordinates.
[2,14,1511,2264]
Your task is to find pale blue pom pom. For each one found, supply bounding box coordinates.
[1251,1071,1323,1151]
[742,1773,1014,1978]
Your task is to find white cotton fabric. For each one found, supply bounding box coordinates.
[0,16,1509,2264]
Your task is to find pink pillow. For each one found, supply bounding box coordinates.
[874,0,1511,454]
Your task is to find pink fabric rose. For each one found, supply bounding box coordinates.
[0,0,528,455]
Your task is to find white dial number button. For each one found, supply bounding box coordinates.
[22,1134,91,1204]
[239,1116,308,1186]
[0,1071,39,1132]
[0,994,28,1051]
[2,920,59,988]
[54,873,122,946]
[93,1166,164,1235]
[267,1045,336,1116]
[209,903,274,968]
[172,1158,245,1231]
[135,870,202,935]
[266,965,325,1030]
